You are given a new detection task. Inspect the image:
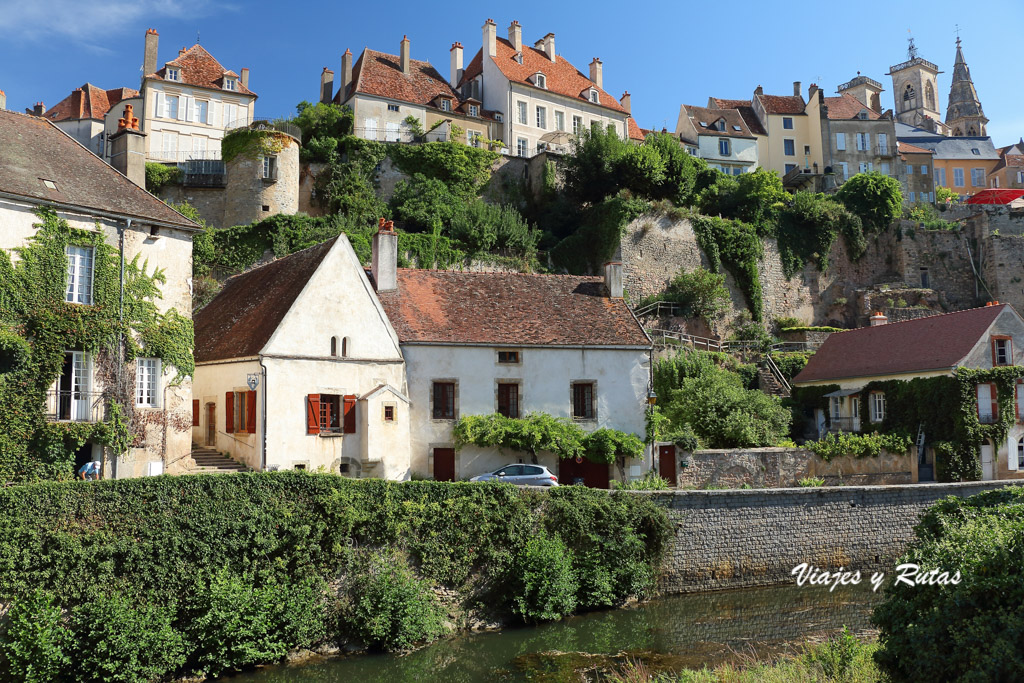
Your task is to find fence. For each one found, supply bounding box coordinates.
[45,390,104,423]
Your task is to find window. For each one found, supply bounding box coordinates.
[572,382,595,420]
[262,155,277,179]
[785,163,797,173]
[223,103,239,128]
[937,168,947,186]
[469,104,479,117]
[859,162,869,173]
[192,136,208,156]
[971,148,981,155]
[467,130,482,147]
[498,350,520,364]
[364,117,378,139]
[495,113,503,123]
[869,392,886,422]
[878,133,888,152]
[783,139,795,156]
[857,111,868,120]
[856,133,869,151]
[851,397,860,419]
[909,192,916,202]
[880,162,890,175]
[589,89,599,103]
[440,99,451,113]
[993,337,1012,366]
[920,165,928,175]
[165,95,179,119]
[536,74,546,89]
[497,383,520,418]
[719,139,730,156]
[835,133,845,151]
[1017,380,1024,422]
[905,164,913,175]
[330,337,338,357]
[554,111,565,131]
[830,397,842,420]
[306,394,355,435]
[516,137,528,157]
[224,78,237,91]
[65,246,94,305]
[1018,440,1024,469]
[954,168,965,187]
[971,168,986,187]
[384,404,396,422]
[136,358,160,407]
[515,51,523,64]
[517,101,527,125]
[385,122,401,142]
[1018,171,1024,184]
[387,103,400,112]
[432,382,456,419]
[572,115,583,135]
[920,267,929,288]
[166,68,179,82]
[839,162,848,179]
[782,117,793,129]
[977,383,998,423]
[228,390,256,434]
[536,106,546,130]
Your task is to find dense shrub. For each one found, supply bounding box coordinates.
[0,589,70,682]
[699,168,787,237]
[292,101,353,162]
[689,214,764,320]
[806,431,913,460]
[873,487,1024,681]
[510,533,579,622]
[639,266,730,323]
[777,192,865,276]
[836,171,903,233]
[144,162,181,194]
[448,199,540,261]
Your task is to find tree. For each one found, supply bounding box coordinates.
[292,101,352,162]
[562,125,629,205]
[698,168,786,236]
[777,192,865,276]
[642,266,730,324]
[835,171,902,232]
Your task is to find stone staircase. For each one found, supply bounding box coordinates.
[188,442,248,473]
[757,365,790,398]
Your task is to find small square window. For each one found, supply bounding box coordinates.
[166,68,179,82]
[224,78,237,91]
[384,405,395,422]
[498,350,520,364]
[387,104,400,112]
[782,117,794,129]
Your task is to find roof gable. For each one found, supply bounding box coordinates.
[708,97,766,135]
[823,93,881,120]
[45,83,138,123]
[147,44,256,97]
[758,93,806,115]
[683,104,753,138]
[347,48,462,108]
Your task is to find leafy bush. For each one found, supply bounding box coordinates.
[836,172,902,233]
[774,316,801,330]
[804,626,858,677]
[639,266,730,323]
[689,214,764,320]
[611,471,672,490]
[936,185,957,204]
[797,476,825,487]
[448,199,540,260]
[388,141,498,199]
[510,533,578,622]
[873,487,1024,681]
[390,173,462,231]
[341,551,447,651]
[700,168,787,236]
[144,162,181,194]
[806,431,913,460]
[0,589,70,682]
[292,101,353,162]
[771,351,813,383]
[778,192,865,276]
[66,592,186,683]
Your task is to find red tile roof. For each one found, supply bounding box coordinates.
[793,305,1010,384]
[461,38,627,114]
[44,83,138,123]
[194,239,336,362]
[627,117,645,141]
[0,109,199,231]
[145,44,256,97]
[375,269,649,346]
[682,105,754,138]
[897,141,933,155]
[758,93,806,115]
[343,49,462,108]
[709,98,766,136]
[822,93,880,120]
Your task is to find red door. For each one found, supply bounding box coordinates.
[659,444,677,486]
[434,448,456,482]
[206,404,216,446]
[559,457,610,488]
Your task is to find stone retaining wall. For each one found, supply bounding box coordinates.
[639,480,1022,594]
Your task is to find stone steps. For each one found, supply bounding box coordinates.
[757,366,790,398]
[188,443,248,473]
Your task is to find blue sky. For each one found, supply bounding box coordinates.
[2,0,1021,145]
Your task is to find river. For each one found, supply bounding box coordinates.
[229,583,880,682]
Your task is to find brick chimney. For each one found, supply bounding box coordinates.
[604,261,623,299]
[620,91,631,113]
[869,311,888,326]
[589,58,603,89]
[542,32,556,62]
[0,89,5,111]
[508,20,522,51]
[450,42,463,88]
[400,35,411,75]
[320,68,334,103]
[31,102,46,116]
[240,67,249,90]
[372,218,398,292]
[143,28,159,79]
[808,83,819,99]
[340,49,353,98]
[483,19,497,58]
[793,81,801,97]
[108,104,146,188]
[754,85,763,96]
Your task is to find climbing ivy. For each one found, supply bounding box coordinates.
[0,209,194,482]
[221,129,289,164]
[689,214,764,321]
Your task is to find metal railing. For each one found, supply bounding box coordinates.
[648,328,727,353]
[149,149,222,162]
[181,159,226,187]
[771,341,823,352]
[225,117,302,142]
[764,353,792,394]
[877,145,897,156]
[825,417,860,434]
[45,390,104,423]
[633,301,684,319]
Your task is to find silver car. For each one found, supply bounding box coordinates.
[470,464,559,486]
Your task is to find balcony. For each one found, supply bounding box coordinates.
[181,159,226,187]
[826,417,861,434]
[149,150,222,163]
[877,145,896,157]
[45,390,104,423]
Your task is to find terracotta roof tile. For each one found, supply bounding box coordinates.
[0,109,199,230]
[44,83,138,123]
[897,141,933,155]
[375,269,649,346]
[627,117,645,141]
[346,49,462,108]
[793,305,1010,384]
[822,93,881,120]
[146,44,256,97]
[758,93,806,115]
[194,239,336,362]
[709,98,766,136]
[682,105,754,138]
[461,39,627,114]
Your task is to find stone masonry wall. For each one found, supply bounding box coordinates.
[642,480,1023,594]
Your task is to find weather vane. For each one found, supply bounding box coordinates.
[907,30,918,60]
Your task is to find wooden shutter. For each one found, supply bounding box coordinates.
[1009,437,1019,471]
[246,391,257,433]
[156,92,166,118]
[225,391,234,433]
[306,394,320,434]
[343,395,357,434]
[192,399,200,426]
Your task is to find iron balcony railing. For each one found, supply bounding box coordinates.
[45,390,105,423]
[181,159,227,187]
[149,149,222,163]
[826,417,860,434]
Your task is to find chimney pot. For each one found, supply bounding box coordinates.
[450,42,464,88]
[620,91,631,113]
[793,81,801,97]
[869,311,888,326]
[589,57,603,89]
[543,32,556,62]
[179,46,186,57]
[340,49,353,100]
[483,19,497,58]
[400,35,411,75]
[604,261,623,299]
[754,85,763,96]
[320,67,335,103]
[508,20,522,51]
[109,108,146,188]
[143,28,160,85]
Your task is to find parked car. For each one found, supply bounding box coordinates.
[470,464,559,486]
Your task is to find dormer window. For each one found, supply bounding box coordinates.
[971,148,981,155]
[495,112,503,123]
[166,68,180,82]
[440,99,452,112]
[716,120,726,131]
[698,121,708,128]
[858,110,869,120]
[534,73,546,89]
[515,52,523,64]
[224,77,237,91]
[469,104,479,117]
[589,89,599,103]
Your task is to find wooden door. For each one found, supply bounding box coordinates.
[206,403,216,446]
[434,448,456,482]
[559,457,610,489]
[658,444,677,486]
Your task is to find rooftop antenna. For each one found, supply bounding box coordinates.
[907,30,918,60]
[196,29,200,44]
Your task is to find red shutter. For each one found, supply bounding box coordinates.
[306,394,320,434]
[225,392,234,433]
[246,391,257,433]
[192,399,199,426]
[343,395,357,434]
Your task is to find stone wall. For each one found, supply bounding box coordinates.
[644,480,1023,594]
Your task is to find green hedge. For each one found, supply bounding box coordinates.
[0,473,669,680]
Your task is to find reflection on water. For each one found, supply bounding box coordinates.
[230,584,880,682]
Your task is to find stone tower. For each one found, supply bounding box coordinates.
[837,74,885,112]
[887,36,942,128]
[944,39,988,137]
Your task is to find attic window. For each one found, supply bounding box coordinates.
[699,121,708,128]
[224,77,237,91]
[535,73,546,89]
[41,179,57,190]
[495,112,503,123]
[732,125,742,131]
[166,68,180,82]
[589,89,599,103]
[972,148,981,155]
[858,111,868,120]
[469,104,479,117]
[515,52,523,64]
[716,120,726,131]
[440,99,452,112]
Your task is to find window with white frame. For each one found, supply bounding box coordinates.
[192,136,208,155]
[364,117,378,139]
[136,358,160,407]
[971,168,986,187]
[384,122,401,142]
[572,115,582,135]
[65,246,94,305]
[954,168,965,187]
[223,102,239,128]
[830,397,842,420]
[1017,380,1024,422]
[440,99,451,112]
[589,89,599,103]
[469,104,479,117]
[835,132,846,151]
[869,392,886,422]
[467,130,482,147]
[555,111,565,131]
[993,337,1012,366]
[852,397,860,419]
[194,99,208,124]
[536,106,546,130]
[262,155,277,179]
[517,101,527,125]
[878,133,888,151]
[165,95,179,119]
[535,74,546,89]
[516,137,528,157]
[387,103,400,112]
[224,77,237,91]
[166,68,180,82]
[977,383,997,423]
[719,139,730,156]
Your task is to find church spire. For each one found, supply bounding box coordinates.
[945,38,988,137]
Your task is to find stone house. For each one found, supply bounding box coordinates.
[325,37,500,147]
[988,140,1024,189]
[793,304,1024,481]
[817,90,898,188]
[896,141,937,205]
[675,104,758,175]
[41,84,139,160]
[458,19,633,157]
[0,107,201,477]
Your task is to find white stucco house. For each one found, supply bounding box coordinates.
[676,104,759,175]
